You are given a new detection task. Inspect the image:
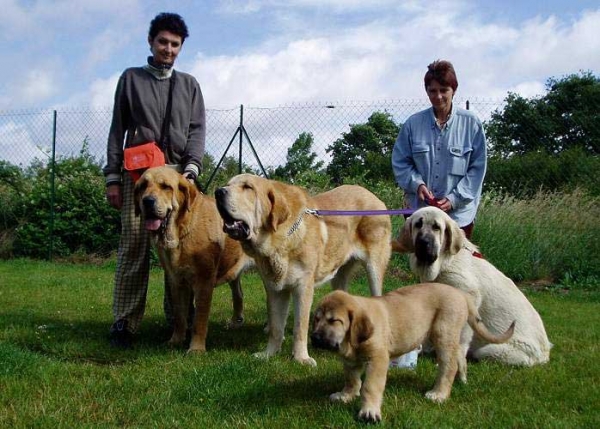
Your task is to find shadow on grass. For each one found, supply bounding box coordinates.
[0,311,272,365]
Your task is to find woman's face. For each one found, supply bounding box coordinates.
[148,30,183,67]
[426,80,454,113]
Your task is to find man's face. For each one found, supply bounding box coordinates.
[426,79,454,113]
[148,30,183,67]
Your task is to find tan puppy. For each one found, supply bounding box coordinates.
[311,284,515,422]
[394,206,552,366]
[215,174,391,366]
[134,167,254,353]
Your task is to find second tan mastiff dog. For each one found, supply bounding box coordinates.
[215,174,392,366]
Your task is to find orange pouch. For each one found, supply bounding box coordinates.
[123,142,165,182]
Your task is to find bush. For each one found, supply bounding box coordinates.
[12,143,120,258]
[485,148,600,197]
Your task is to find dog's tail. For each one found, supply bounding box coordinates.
[466,298,515,344]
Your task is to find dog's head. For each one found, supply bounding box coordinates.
[311,290,374,354]
[215,174,296,242]
[134,167,197,245]
[394,207,464,264]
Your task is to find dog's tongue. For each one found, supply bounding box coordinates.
[145,219,162,231]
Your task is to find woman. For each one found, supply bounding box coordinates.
[392,60,487,239]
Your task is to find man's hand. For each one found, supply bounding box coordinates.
[183,171,197,184]
[106,184,122,210]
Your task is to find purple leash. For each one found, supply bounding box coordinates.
[306,208,415,216]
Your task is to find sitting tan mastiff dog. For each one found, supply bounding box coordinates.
[311,284,515,422]
[134,167,254,353]
[393,206,552,366]
[215,174,391,366]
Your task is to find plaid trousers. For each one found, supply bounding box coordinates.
[112,173,174,333]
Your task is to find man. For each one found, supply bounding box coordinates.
[103,12,205,348]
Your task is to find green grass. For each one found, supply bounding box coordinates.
[1,259,599,428]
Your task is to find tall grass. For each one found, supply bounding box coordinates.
[474,189,600,286]
[1,260,599,427]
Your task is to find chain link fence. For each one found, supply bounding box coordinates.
[0,98,502,177]
[1,98,599,262]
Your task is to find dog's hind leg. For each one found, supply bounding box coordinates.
[426,338,459,403]
[471,342,546,366]
[226,276,244,329]
[330,260,359,291]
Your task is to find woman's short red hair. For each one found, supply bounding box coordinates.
[424,60,458,92]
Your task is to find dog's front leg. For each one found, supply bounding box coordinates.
[357,352,389,423]
[168,275,191,347]
[330,361,363,403]
[254,287,290,360]
[291,281,316,366]
[188,280,215,353]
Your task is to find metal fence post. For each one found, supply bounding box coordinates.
[48,110,57,261]
[238,104,243,174]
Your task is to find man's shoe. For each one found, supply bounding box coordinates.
[109,319,133,349]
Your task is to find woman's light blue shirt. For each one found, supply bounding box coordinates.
[392,105,487,227]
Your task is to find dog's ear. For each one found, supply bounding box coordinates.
[178,175,196,212]
[349,309,374,348]
[444,215,464,255]
[393,217,415,253]
[267,185,290,232]
[133,179,145,217]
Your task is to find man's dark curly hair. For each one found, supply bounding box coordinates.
[148,12,189,43]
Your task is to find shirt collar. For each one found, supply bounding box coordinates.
[429,105,454,130]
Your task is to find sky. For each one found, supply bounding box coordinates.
[1,0,599,112]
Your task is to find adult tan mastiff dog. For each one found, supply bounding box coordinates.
[134,167,254,353]
[215,174,392,366]
[393,206,551,366]
[311,284,515,422]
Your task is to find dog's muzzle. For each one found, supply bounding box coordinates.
[215,187,251,241]
[141,196,169,231]
[415,234,438,264]
[311,331,339,351]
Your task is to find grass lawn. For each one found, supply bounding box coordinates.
[0,259,599,428]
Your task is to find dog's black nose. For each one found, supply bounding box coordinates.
[142,196,156,211]
[215,187,227,201]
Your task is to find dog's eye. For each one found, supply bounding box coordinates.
[160,183,172,191]
[432,223,441,231]
[242,184,252,190]
[328,318,342,325]
[415,219,423,229]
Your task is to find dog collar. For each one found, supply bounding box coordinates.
[287,209,313,237]
[464,245,484,259]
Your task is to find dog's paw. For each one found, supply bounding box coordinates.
[252,351,272,360]
[425,390,448,403]
[357,407,382,423]
[295,356,317,367]
[226,317,244,329]
[329,391,358,403]
[167,335,185,347]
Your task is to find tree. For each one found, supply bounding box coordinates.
[326,111,399,184]
[272,132,324,182]
[486,71,600,158]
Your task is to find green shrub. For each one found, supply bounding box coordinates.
[12,143,120,258]
[486,148,600,197]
